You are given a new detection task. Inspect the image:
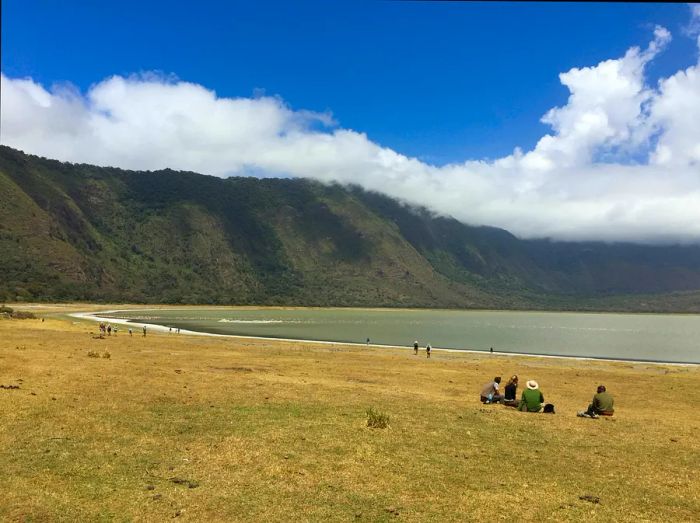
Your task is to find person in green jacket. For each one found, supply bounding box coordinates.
[578,385,614,418]
[519,380,544,412]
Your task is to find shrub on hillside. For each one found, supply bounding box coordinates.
[12,310,36,319]
[0,305,13,314]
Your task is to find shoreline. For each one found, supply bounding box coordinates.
[70,309,699,367]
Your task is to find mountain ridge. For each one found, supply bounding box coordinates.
[2,145,700,312]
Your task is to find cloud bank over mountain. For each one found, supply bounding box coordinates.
[2,21,699,244]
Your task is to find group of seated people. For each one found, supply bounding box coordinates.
[479,375,614,417]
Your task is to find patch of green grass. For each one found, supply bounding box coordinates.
[366,407,390,429]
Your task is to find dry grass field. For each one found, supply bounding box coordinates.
[1,307,699,522]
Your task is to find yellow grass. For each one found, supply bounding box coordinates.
[1,309,699,522]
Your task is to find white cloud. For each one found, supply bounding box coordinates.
[648,64,700,167]
[686,4,700,37]
[2,26,700,244]
[540,27,669,163]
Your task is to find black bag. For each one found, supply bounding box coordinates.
[543,403,555,414]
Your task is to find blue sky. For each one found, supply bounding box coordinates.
[3,2,700,243]
[3,1,694,165]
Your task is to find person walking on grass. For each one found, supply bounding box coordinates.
[480,376,504,404]
[519,380,545,412]
[426,343,431,358]
[142,325,147,337]
[414,340,419,355]
[578,385,614,418]
[129,328,133,337]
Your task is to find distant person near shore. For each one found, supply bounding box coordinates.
[480,376,503,404]
[414,340,419,355]
[519,380,544,412]
[578,385,614,418]
[128,328,133,337]
[504,375,519,406]
[426,343,431,358]
[142,325,147,337]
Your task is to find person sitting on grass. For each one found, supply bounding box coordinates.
[578,385,614,418]
[480,376,503,404]
[503,375,519,406]
[519,380,544,412]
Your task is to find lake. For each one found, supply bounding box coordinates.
[97,307,700,364]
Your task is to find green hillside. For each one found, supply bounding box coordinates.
[3,145,700,311]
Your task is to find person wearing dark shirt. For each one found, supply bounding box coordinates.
[504,375,519,406]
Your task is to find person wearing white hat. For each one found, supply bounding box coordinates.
[519,380,545,412]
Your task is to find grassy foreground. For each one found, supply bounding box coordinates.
[1,308,699,522]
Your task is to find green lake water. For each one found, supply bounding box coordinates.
[100,308,700,364]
